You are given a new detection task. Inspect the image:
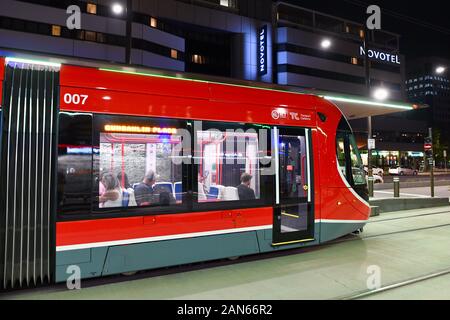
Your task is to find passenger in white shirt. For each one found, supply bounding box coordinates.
[99,172,136,208]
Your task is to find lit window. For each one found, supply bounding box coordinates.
[359,29,365,38]
[150,17,157,28]
[171,49,178,60]
[87,3,97,15]
[51,25,61,37]
[351,57,358,65]
[85,31,97,42]
[219,0,237,8]
[345,26,350,33]
[192,54,206,64]
[96,32,106,43]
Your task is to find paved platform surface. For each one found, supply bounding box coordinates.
[2,206,450,300]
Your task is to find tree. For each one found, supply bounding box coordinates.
[432,127,449,168]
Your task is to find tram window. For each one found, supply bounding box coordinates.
[336,135,346,177]
[336,132,366,186]
[349,135,366,185]
[94,117,184,210]
[57,112,93,215]
[195,127,262,203]
[278,134,309,199]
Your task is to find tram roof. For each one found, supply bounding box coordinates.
[1,49,427,120]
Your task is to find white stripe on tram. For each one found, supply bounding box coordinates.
[56,225,273,252]
[56,218,368,252]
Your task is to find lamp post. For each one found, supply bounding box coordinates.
[112,2,132,64]
[362,27,374,197]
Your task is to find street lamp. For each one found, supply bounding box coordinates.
[111,2,132,64]
[112,3,124,15]
[320,39,332,49]
[436,66,446,74]
[373,87,389,101]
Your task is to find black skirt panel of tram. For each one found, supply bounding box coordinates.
[0,63,59,290]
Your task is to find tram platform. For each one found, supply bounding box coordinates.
[2,205,450,300]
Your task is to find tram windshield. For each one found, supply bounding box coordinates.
[336,132,367,187]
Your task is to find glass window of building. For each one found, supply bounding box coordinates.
[359,29,365,38]
[87,3,97,15]
[171,49,178,60]
[220,0,237,8]
[85,31,97,42]
[51,25,61,37]
[351,57,358,65]
[150,17,158,28]
[192,54,206,64]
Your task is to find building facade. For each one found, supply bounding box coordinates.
[0,0,426,169]
[405,57,450,167]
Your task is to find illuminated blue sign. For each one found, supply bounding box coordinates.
[258,25,268,76]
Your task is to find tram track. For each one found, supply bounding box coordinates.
[367,208,450,223]
[338,267,450,300]
[332,209,450,300]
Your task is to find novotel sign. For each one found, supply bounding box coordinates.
[258,25,268,76]
[359,46,401,65]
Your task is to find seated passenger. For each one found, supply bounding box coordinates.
[152,184,176,206]
[100,173,124,208]
[117,172,137,207]
[237,173,256,201]
[134,170,156,206]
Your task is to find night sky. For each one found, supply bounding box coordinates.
[282,0,450,61]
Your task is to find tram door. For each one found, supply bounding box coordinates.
[272,127,314,245]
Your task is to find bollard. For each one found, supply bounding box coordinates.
[393,177,400,198]
[368,176,374,198]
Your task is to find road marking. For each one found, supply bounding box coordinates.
[374,190,429,198]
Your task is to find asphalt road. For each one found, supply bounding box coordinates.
[372,185,450,199]
[374,173,450,190]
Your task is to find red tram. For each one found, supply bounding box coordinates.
[0,56,370,289]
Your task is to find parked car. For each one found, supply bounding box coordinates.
[364,166,384,176]
[366,173,384,184]
[388,166,418,176]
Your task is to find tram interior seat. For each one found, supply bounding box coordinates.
[207,186,219,199]
[155,182,174,195]
[223,186,239,201]
[174,182,182,201]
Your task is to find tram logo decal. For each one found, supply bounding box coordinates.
[271,109,311,122]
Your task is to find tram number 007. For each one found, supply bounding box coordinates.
[63,93,88,105]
